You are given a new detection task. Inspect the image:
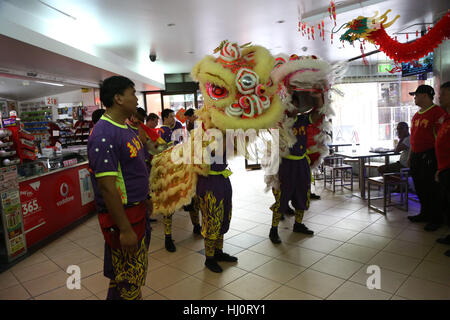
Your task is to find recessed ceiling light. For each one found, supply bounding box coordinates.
[36,81,64,87]
[167,23,176,27]
[276,20,285,24]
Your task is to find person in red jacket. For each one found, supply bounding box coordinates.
[435,81,450,257]
[407,85,447,232]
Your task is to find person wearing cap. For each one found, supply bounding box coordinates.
[407,84,447,232]
[434,81,450,257]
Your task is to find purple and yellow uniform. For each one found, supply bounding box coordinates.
[159,120,183,144]
[88,115,150,300]
[197,153,232,256]
[271,114,312,226]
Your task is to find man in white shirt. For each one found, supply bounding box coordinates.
[378,122,410,174]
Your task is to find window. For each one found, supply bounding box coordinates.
[330,78,433,148]
[163,94,195,113]
[145,93,163,122]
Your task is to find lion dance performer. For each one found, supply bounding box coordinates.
[265,54,344,244]
[150,40,283,272]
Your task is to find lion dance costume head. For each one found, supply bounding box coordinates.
[263,53,346,191]
[191,40,283,131]
[150,41,283,215]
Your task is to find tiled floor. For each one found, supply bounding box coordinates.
[1,157,449,300]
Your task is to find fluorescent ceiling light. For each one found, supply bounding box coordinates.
[36,81,64,87]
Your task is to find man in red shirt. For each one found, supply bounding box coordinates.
[408,85,447,231]
[435,81,450,257]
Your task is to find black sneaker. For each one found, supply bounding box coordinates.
[310,193,321,200]
[269,227,282,244]
[424,222,441,232]
[205,258,223,273]
[436,235,450,245]
[214,250,238,262]
[165,235,176,252]
[193,224,201,235]
[408,214,428,223]
[293,222,314,235]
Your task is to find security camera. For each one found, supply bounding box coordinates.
[149,52,157,62]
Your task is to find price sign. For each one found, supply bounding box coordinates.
[46,97,58,106]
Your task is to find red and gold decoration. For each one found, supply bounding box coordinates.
[175,108,187,123]
[339,10,450,63]
[299,1,337,43]
[328,0,337,26]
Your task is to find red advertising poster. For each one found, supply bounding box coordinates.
[19,164,96,247]
[19,180,45,237]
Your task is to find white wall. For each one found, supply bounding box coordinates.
[20,89,82,105]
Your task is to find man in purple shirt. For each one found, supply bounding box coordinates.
[159,108,183,144]
[88,76,150,300]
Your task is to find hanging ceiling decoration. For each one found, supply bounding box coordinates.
[337,10,450,63]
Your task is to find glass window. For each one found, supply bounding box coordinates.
[331,78,434,149]
[145,93,162,119]
[162,94,196,123]
[378,108,391,124]
[197,90,204,109]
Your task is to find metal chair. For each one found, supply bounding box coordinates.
[323,156,354,193]
[367,168,410,214]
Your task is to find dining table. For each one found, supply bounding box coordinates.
[334,149,400,199]
[327,143,360,152]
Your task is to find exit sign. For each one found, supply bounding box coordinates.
[378,63,392,73]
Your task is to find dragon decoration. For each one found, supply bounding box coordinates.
[339,9,450,63]
[150,41,284,215]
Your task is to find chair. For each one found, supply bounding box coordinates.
[323,156,354,193]
[367,168,410,214]
[364,161,384,178]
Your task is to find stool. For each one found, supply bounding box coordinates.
[367,170,409,214]
[324,160,354,193]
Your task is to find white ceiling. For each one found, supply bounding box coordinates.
[0,74,82,101]
[0,0,448,85]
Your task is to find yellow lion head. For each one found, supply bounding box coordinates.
[192,41,283,130]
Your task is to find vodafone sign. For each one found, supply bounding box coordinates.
[55,177,75,208]
[60,183,69,197]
